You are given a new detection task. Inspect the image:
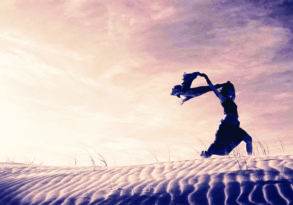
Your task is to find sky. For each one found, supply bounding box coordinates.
[0,0,292,166]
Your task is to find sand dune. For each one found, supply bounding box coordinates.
[0,155,292,205]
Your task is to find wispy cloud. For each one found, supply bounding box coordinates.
[0,0,292,165]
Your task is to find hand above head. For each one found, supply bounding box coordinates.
[183,71,200,79]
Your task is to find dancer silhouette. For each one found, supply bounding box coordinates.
[171,72,253,157]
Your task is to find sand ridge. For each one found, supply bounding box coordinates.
[0,155,292,205]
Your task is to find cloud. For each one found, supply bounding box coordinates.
[0,0,292,165]
[244,0,293,60]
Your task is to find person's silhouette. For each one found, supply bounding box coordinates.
[172,72,253,157]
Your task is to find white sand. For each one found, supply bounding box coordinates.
[0,155,292,205]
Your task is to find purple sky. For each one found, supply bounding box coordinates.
[0,0,292,165]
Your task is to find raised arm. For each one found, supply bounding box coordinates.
[199,73,225,102]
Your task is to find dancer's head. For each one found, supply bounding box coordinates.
[171,85,182,97]
[220,81,235,100]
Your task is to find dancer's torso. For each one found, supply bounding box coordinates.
[221,99,239,126]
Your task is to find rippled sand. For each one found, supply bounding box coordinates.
[0,155,292,205]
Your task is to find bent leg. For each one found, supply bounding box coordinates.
[206,142,227,156]
[238,127,253,155]
[203,124,229,157]
[224,138,242,154]
[221,127,253,155]
[201,123,253,158]
[204,125,252,157]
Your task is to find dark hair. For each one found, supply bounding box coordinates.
[220,81,235,98]
[171,85,182,97]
